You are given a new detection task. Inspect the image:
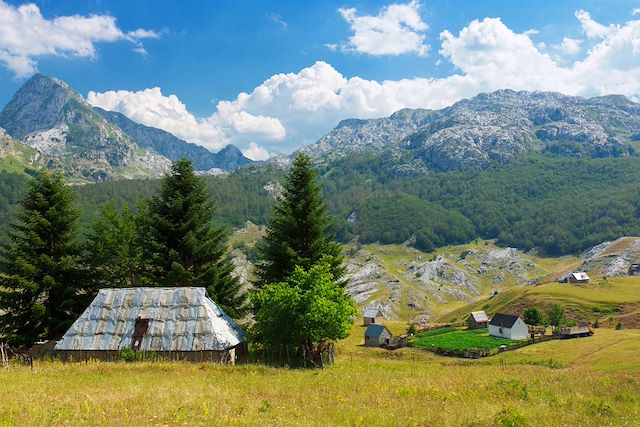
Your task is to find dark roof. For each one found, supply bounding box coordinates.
[489,313,521,328]
[365,324,391,338]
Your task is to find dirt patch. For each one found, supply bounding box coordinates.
[612,302,640,328]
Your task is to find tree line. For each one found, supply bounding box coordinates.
[0,155,355,367]
[3,152,640,257]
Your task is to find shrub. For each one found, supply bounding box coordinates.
[120,347,142,363]
[495,406,527,427]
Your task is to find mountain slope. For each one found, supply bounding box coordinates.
[0,74,170,183]
[303,90,640,173]
[0,127,42,174]
[94,107,252,172]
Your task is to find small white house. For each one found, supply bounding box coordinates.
[488,313,529,340]
[568,272,590,284]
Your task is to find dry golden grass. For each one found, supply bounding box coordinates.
[1,326,638,426]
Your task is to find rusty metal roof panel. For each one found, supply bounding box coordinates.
[55,287,244,351]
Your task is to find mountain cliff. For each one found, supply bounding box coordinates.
[94,107,252,172]
[0,74,171,183]
[0,127,41,173]
[0,74,253,183]
[304,90,640,173]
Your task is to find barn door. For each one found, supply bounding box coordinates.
[131,317,150,351]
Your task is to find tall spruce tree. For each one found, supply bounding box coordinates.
[139,159,246,317]
[83,203,143,290]
[256,153,344,287]
[0,170,85,346]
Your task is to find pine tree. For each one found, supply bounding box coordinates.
[140,159,246,317]
[256,153,343,287]
[0,170,85,346]
[83,203,143,290]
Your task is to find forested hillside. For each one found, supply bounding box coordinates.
[2,153,640,255]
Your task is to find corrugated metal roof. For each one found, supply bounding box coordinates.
[55,287,244,352]
[363,308,383,318]
[571,272,590,281]
[470,311,489,322]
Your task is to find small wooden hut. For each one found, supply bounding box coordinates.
[466,311,489,329]
[55,287,246,363]
[362,307,384,326]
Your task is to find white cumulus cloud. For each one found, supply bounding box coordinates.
[0,0,159,77]
[575,9,617,39]
[87,87,230,149]
[87,10,640,158]
[242,142,271,161]
[554,37,583,55]
[338,0,429,56]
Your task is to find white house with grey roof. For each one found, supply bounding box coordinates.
[55,287,246,363]
[568,272,590,284]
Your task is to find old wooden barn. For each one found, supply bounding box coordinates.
[466,310,489,329]
[54,287,246,363]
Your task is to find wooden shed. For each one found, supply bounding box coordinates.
[488,313,528,340]
[364,324,392,347]
[362,307,384,326]
[54,287,247,363]
[467,311,489,329]
[629,264,640,276]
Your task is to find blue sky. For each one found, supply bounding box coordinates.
[0,0,639,159]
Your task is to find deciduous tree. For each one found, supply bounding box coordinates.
[251,261,356,366]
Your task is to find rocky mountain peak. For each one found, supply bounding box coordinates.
[0,73,87,139]
[303,89,640,173]
[0,74,170,183]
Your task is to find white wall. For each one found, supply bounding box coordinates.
[489,318,529,340]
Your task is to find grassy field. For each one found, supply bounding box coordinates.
[1,324,639,426]
[440,277,640,327]
[414,328,518,351]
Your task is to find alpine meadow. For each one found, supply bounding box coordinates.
[1,1,640,426]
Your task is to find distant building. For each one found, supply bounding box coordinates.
[55,287,246,363]
[362,307,384,326]
[488,313,529,340]
[629,264,640,276]
[364,324,392,347]
[568,272,590,284]
[466,311,489,329]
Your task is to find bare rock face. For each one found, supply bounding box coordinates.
[479,248,535,283]
[579,237,640,277]
[0,74,170,183]
[301,89,639,174]
[95,107,252,172]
